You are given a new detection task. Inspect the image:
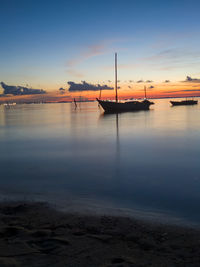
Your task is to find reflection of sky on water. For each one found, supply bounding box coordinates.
[0,99,200,225]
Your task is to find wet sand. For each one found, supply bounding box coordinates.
[0,202,199,267]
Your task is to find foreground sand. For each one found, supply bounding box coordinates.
[0,202,199,267]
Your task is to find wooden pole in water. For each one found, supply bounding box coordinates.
[74,98,77,109]
[115,53,118,103]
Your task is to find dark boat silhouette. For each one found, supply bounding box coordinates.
[97,53,154,113]
[97,98,154,112]
[170,100,198,106]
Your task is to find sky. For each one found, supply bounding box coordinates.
[1,0,200,101]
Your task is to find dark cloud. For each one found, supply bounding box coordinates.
[1,82,46,95]
[184,76,200,83]
[129,80,133,83]
[137,80,144,83]
[108,80,111,82]
[146,80,153,83]
[164,80,170,83]
[68,81,113,92]
[165,89,200,93]
[0,94,9,98]
[59,87,65,94]
[149,85,154,89]
[181,89,200,92]
[128,86,132,88]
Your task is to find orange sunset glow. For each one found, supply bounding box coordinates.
[1,80,200,104]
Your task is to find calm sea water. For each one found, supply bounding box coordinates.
[0,99,200,225]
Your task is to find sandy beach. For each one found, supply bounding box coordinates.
[0,202,199,267]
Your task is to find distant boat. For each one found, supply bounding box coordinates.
[97,53,154,113]
[170,100,198,106]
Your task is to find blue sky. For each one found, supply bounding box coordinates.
[1,0,200,92]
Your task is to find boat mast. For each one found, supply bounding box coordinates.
[99,88,102,99]
[115,53,118,103]
[144,86,147,99]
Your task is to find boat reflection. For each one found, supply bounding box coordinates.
[99,112,120,179]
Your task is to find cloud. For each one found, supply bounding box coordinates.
[129,80,133,83]
[67,43,108,68]
[184,76,200,83]
[67,69,84,78]
[137,80,143,83]
[59,87,65,94]
[139,48,200,72]
[149,85,154,89]
[0,82,46,95]
[144,49,185,62]
[165,89,200,93]
[181,89,200,91]
[164,80,170,83]
[146,80,153,83]
[66,41,114,78]
[68,81,114,92]
[110,46,200,75]
[128,86,132,88]
[108,80,111,82]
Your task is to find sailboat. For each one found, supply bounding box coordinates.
[97,53,154,113]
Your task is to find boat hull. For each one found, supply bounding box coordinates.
[170,100,198,106]
[97,99,154,113]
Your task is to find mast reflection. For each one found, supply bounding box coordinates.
[99,112,120,178]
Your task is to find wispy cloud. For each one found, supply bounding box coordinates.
[66,40,115,78]
[67,69,85,78]
[117,47,200,76]
[143,48,200,73]
[67,42,108,68]
[143,48,200,62]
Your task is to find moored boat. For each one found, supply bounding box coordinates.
[97,99,154,112]
[97,53,154,113]
[170,100,198,106]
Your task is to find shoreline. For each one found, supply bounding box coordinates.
[1,192,198,228]
[0,201,200,266]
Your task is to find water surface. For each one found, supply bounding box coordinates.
[0,99,200,225]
